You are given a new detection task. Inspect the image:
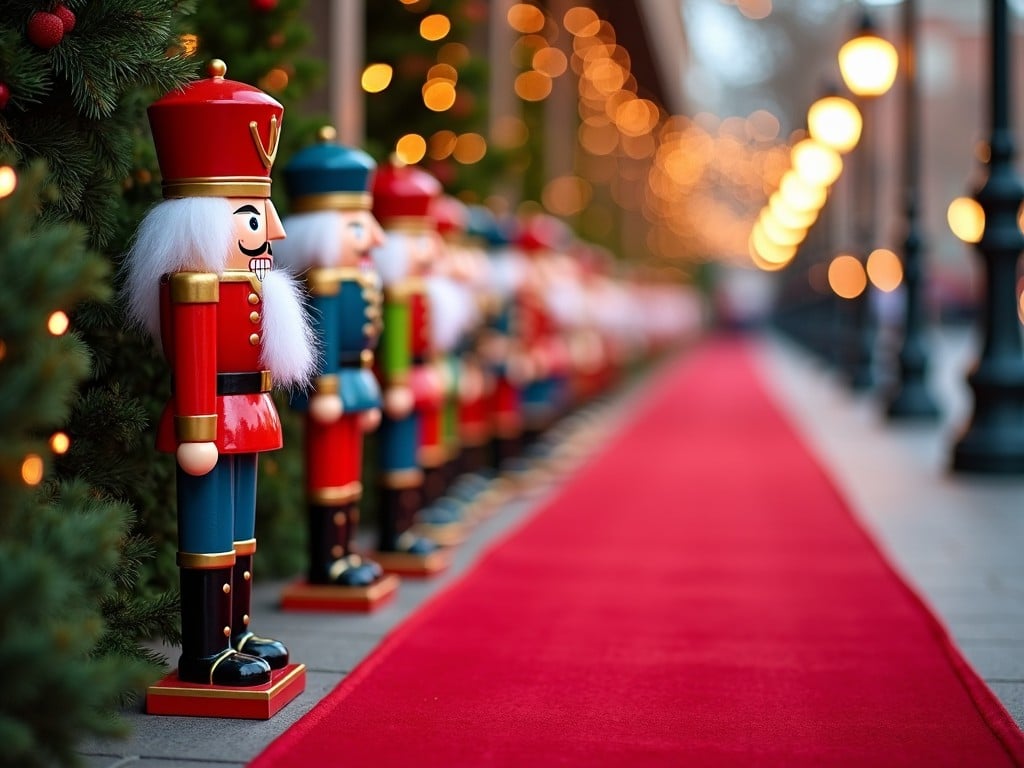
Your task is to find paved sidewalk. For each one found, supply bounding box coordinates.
[79,328,1024,767]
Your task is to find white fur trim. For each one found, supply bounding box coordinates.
[371,231,410,286]
[425,275,470,352]
[275,211,344,272]
[121,198,233,342]
[260,268,318,388]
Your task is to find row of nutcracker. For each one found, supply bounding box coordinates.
[124,62,694,711]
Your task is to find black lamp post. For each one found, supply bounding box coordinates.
[837,11,898,392]
[951,0,1024,472]
[885,0,940,420]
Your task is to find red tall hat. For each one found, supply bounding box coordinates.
[148,59,283,199]
[429,194,470,240]
[371,159,442,230]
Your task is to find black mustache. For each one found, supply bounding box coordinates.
[239,240,270,257]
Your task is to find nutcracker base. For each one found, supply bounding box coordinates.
[373,548,452,577]
[410,519,468,547]
[146,663,306,720]
[280,574,400,612]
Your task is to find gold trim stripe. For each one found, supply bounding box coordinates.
[170,273,219,304]
[418,445,449,468]
[381,216,435,233]
[310,481,363,505]
[163,176,272,199]
[314,375,340,395]
[381,468,423,489]
[175,414,217,442]
[234,539,257,556]
[177,550,236,568]
[291,192,373,213]
[154,663,306,700]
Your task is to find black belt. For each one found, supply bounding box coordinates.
[339,352,363,366]
[171,371,272,396]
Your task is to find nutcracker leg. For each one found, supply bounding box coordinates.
[177,565,271,686]
[231,549,288,670]
[307,501,382,586]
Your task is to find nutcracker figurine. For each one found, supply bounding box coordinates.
[369,159,449,575]
[275,128,400,610]
[123,61,313,709]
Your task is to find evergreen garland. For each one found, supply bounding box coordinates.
[0,163,153,768]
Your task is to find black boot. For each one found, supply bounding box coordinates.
[308,502,381,586]
[378,484,436,554]
[177,565,270,687]
[231,551,288,670]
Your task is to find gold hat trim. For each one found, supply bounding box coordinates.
[250,115,281,171]
[163,176,272,199]
[291,192,373,213]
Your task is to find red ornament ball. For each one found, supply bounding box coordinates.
[27,11,65,49]
[54,4,76,33]
[0,83,9,110]
[250,0,278,10]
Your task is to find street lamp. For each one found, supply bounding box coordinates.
[951,0,1024,473]
[885,0,940,421]
[837,11,898,391]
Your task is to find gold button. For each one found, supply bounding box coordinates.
[248,292,260,305]
[333,511,346,526]
[242,614,250,626]
[249,311,260,323]
[223,626,231,637]
[249,333,260,346]
[243,570,251,581]
[361,350,375,368]
[222,583,231,594]
[362,323,374,336]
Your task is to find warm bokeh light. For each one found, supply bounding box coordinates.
[508,3,546,33]
[492,115,529,148]
[779,171,827,213]
[180,34,198,56]
[828,254,868,299]
[746,109,781,142]
[738,0,773,21]
[47,311,70,336]
[427,63,458,83]
[533,47,568,78]
[866,248,903,292]
[438,42,471,66]
[769,192,818,230]
[0,338,6,361]
[758,210,806,248]
[515,70,553,101]
[807,95,862,154]
[395,133,427,165]
[542,175,593,216]
[564,6,600,36]
[422,79,457,111]
[838,32,899,97]
[0,166,17,199]
[578,121,618,156]
[50,432,70,455]
[428,130,458,160]
[361,63,393,93]
[792,139,843,188]
[948,196,985,243]
[260,68,289,92]
[21,454,44,485]
[750,223,797,266]
[420,14,451,42]
[453,133,487,164]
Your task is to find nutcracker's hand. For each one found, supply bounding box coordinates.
[310,393,344,424]
[177,442,219,476]
[359,407,382,433]
[384,385,414,419]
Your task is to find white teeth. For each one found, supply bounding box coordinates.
[249,257,272,281]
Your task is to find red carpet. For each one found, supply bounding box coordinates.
[252,337,1024,767]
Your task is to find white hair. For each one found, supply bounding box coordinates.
[275,211,344,272]
[370,230,411,286]
[260,268,318,388]
[426,274,470,352]
[121,198,233,341]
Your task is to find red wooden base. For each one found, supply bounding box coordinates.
[373,548,452,577]
[280,573,400,612]
[146,663,306,719]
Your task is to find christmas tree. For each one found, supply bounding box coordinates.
[0,163,156,767]
[0,0,197,740]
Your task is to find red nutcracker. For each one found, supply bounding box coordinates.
[123,61,314,695]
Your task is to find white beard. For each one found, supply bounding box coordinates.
[371,231,411,286]
[274,211,344,272]
[426,274,470,353]
[260,268,318,389]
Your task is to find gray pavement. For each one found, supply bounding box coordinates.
[78,328,1024,767]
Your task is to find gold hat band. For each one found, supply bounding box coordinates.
[163,176,272,199]
[380,216,435,233]
[290,192,373,213]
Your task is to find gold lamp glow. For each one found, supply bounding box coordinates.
[838,15,898,98]
[779,170,827,213]
[769,192,818,230]
[758,209,807,248]
[792,139,843,188]
[807,95,862,154]
[948,196,985,243]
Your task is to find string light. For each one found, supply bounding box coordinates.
[0,166,17,199]
[452,133,487,164]
[21,454,44,486]
[47,311,69,336]
[828,254,868,299]
[395,134,427,165]
[361,63,393,93]
[866,248,903,292]
[420,14,451,42]
[948,196,984,243]
[50,432,71,455]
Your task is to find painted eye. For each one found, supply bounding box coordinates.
[249,217,259,231]
[349,222,365,237]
